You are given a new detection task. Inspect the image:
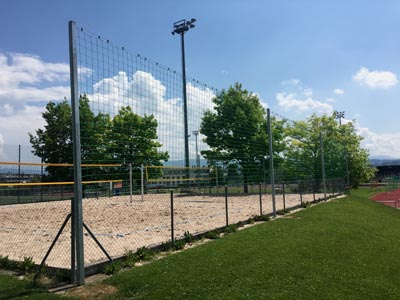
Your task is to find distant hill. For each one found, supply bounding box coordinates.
[369,157,400,167]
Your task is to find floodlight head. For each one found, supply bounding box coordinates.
[172,18,197,35]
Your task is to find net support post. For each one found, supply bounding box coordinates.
[69,20,85,285]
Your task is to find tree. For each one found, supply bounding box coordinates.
[200,83,272,193]
[29,100,73,181]
[30,97,169,185]
[282,113,375,187]
[108,106,169,185]
[336,119,376,187]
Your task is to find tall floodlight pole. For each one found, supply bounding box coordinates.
[334,111,350,193]
[172,18,196,181]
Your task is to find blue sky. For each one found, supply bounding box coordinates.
[1,0,400,159]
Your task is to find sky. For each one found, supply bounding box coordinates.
[1,0,400,160]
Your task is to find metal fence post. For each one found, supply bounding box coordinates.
[320,132,327,202]
[300,191,303,206]
[141,164,144,201]
[69,20,84,285]
[312,179,316,202]
[282,182,286,211]
[259,183,262,215]
[18,145,21,203]
[267,109,276,218]
[129,163,133,203]
[170,190,174,242]
[225,186,229,226]
[41,156,44,202]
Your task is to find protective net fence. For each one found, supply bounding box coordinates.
[0,23,346,277]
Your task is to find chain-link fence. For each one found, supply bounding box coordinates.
[0,21,347,284]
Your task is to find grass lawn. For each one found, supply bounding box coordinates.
[0,273,68,300]
[3,188,400,299]
[101,188,400,300]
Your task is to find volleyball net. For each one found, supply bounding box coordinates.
[0,159,123,205]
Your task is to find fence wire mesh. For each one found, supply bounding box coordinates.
[0,23,346,278]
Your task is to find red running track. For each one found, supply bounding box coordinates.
[371,189,400,208]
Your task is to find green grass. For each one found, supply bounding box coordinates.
[3,188,400,299]
[0,273,69,300]
[102,188,400,299]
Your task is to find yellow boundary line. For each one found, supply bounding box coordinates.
[146,166,210,170]
[0,180,122,187]
[147,178,209,183]
[145,166,213,182]
[0,162,121,167]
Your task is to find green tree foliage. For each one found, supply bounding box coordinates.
[108,106,169,183]
[283,113,375,187]
[29,99,73,181]
[200,83,285,192]
[29,96,168,183]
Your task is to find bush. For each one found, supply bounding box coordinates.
[225,224,238,234]
[161,240,173,252]
[135,246,154,261]
[254,215,270,222]
[301,201,311,208]
[205,231,220,240]
[237,221,246,227]
[0,255,13,269]
[184,231,193,244]
[123,250,138,268]
[22,256,35,274]
[247,218,255,224]
[173,240,186,251]
[103,261,122,275]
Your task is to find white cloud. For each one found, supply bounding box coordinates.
[0,86,70,106]
[276,92,333,115]
[353,67,398,89]
[357,125,400,158]
[326,98,335,103]
[0,52,69,89]
[281,79,300,86]
[334,88,344,95]
[303,88,313,97]
[0,105,45,146]
[0,52,70,148]
[88,70,215,162]
[253,92,269,110]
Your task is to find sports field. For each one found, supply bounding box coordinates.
[0,192,324,268]
[371,188,400,208]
